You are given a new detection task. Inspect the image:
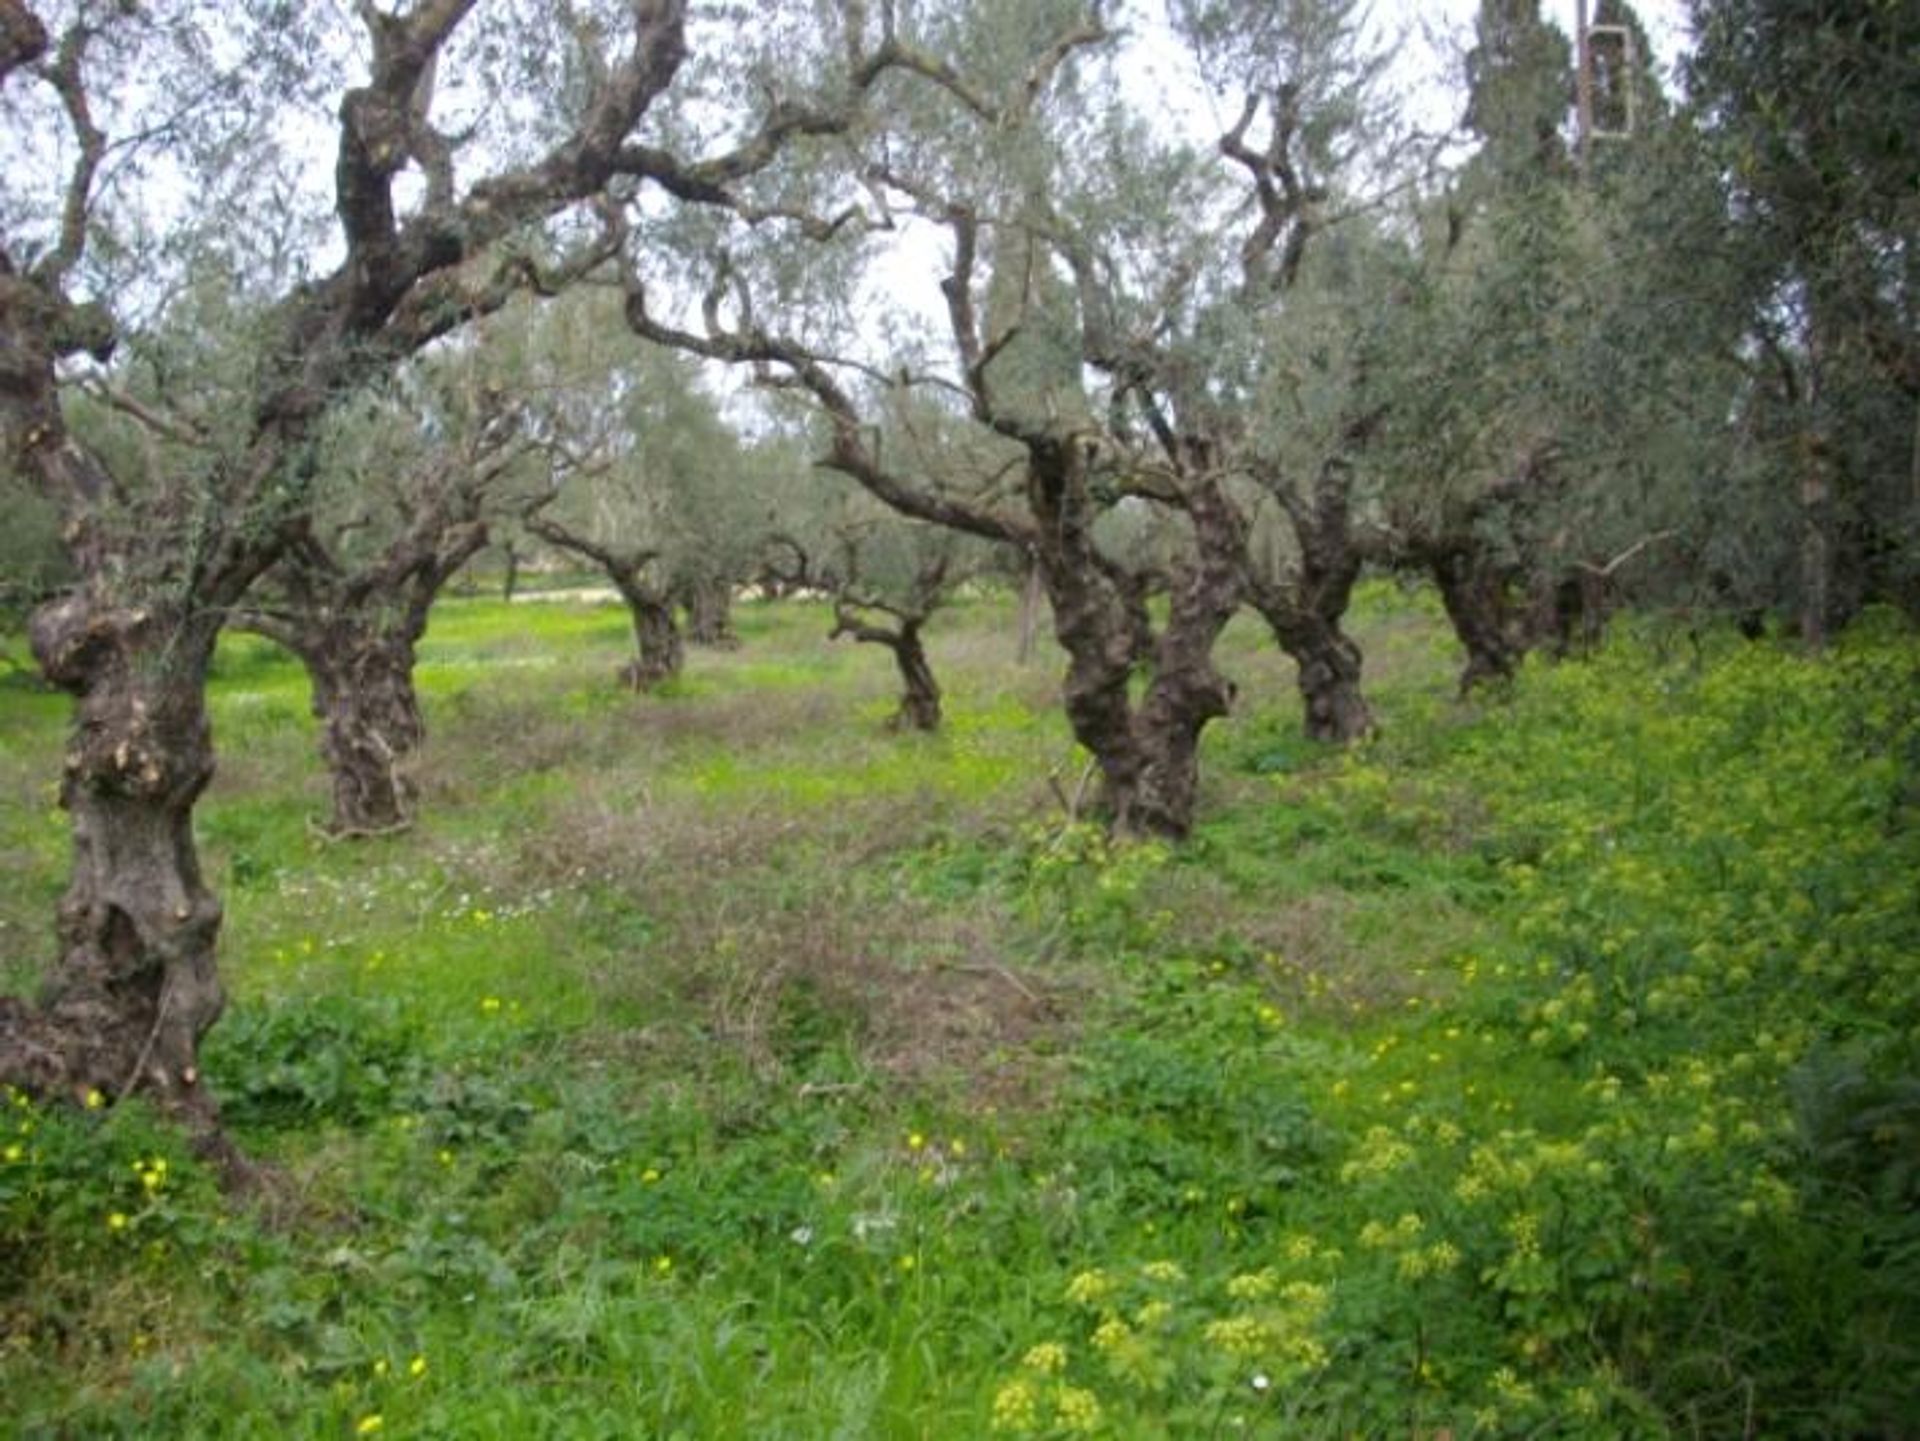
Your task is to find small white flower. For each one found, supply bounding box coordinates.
[1250,1373,1272,1393]
[789,1225,814,1247]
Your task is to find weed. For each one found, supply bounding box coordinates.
[2,598,1915,1435]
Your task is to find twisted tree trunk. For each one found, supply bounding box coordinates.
[305,626,425,835]
[1034,441,1239,839]
[525,517,683,691]
[620,591,684,690]
[1255,596,1373,742]
[832,607,942,731]
[1430,544,1525,694]
[682,575,739,649]
[1127,480,1242,834]
[0,597,228,1145]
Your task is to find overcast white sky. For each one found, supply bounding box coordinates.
[1121,0,1694,142]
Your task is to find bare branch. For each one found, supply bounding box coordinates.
[40,19,106,285]
[622,266,1029,548]
[78,377,210,450]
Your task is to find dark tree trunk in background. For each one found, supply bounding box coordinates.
[1033,440,1240,839]
[1248,457,1375,743]
[1256,597,1373,742]
[233,612,430,836]
[305,628,426,835]
[620,586,684,689]
[238,519,486,836]
[1800,445,1831,653]
[0,597,228,1143]
[832,607,942,732]
[1430,544,1525,693]
[524,518,682,691]
[682,575,739,648]
[501,542,521,603]
[890,623,941,731]
[1016,551,1045,664]
[1525,567,1609,658]
[1127,478,1243,834]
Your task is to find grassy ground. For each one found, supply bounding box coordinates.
[2,586,1916,1437]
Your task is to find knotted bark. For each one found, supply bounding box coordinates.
[305,626,426,835]
[681,575,740,649]
[619,593,684,690]
[1,596,227,1147]
[831,607,941,731]
[1430,544,1526,693]
[1035,440,1241,839]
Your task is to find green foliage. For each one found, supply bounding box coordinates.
[205,997,430,1131]
[4,593,1918,1435]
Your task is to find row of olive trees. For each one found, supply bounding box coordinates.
[3,0,1911,1144]
[0,0,938,1148]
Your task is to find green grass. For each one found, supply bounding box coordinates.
[3,586,1917,1436]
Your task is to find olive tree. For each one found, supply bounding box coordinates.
[761,406,1003,733]
[1688,0,1920,641]
[0,0,898,1142]
[512,288,761,690]
[233,352,549,835]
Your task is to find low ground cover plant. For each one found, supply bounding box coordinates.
[2,590,1914,1436]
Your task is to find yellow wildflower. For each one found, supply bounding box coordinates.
[1055,1385,1102,1433]
[990,1379,1039,1432]
[1227,1269,1278,1301]
[1022,1342,1067,1374]
[1065,1270,1111,1307]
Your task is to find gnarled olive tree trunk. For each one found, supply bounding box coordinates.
[1,596,227,1141]
[681,575,739,649]
[525,517,683,691]
[619,585,684,690]
[239,519,486,836]
[1247,458,1375,743]
[302,625,426,835]
[1033,440,1240,839]
[832,607,941,731]
[1254,593,1373,742]
[1429,544,1525,694]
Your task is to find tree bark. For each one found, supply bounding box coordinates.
[0,596,227,1143]
[305,626,425,835]
[1430,544,1525,694]
[1032,441,1239,839]
[889,621,942,732]
[620,585,683,690]
[682,575,739,648]
[1126,480,1243,834]
[524,518,682,690]
[501,542,521,603]
[1246,455,1375,743]
[832,608,942,731]
[1255,597,1374,742]
[1016,551,1045,664]
[1799,438,1831,653]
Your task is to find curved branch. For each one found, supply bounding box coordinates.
[621,273,1031,548]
